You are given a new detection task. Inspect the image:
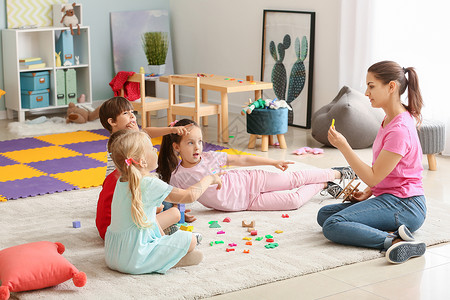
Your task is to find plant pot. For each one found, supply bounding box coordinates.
[148,64,166,76]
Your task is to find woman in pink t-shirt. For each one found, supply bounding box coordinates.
[318,61,427,264]
[156,119,355,213]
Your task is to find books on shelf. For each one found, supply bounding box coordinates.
[25,62,46,69]
[22,59,43,65]
[19,58,46,69]
[19,57,41,63]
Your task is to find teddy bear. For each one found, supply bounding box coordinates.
[66,101,100,124]
[60,2,80,35]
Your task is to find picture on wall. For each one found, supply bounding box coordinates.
[6,0,66,28]
[261,10,315,128]
[110,10,174,76]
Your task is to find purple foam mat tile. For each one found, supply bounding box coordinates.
[0,155,18,167]
[89,128,110,137]
[27,156,106,174]
[0,176,77,200]
[0,137,52,153]
[203,142,228,152]
[62,139,108,154]
[151,142,225,153]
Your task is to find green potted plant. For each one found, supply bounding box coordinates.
[141,32,169,76]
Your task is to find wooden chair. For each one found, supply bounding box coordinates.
[168,75,221,141]
[119,73,169,128]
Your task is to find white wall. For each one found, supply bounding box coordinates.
[169,0,341,115]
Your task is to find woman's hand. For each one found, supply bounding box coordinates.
[350,187,372,202]
[172,123,193,136]
[328,126,349,150]
[273,160,294,171]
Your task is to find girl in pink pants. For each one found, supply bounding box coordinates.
[157,119,350,212]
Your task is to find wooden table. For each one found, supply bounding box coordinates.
[159,74,273,143]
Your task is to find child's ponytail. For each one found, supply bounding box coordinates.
[157,119,198,183]
[403,67,423,125]
[126,160,150,228]
[110,130,152,228]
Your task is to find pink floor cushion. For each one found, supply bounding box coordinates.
[0,241,86,300]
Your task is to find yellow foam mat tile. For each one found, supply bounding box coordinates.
[151,136,163,146]
[0,164,46,182]
[52,167,106,188]
[2,146,81,164]
[86,152,108,163]
[218,149,255,156]
[36,131,108,146]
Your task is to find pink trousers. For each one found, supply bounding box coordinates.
[245,169,335,210]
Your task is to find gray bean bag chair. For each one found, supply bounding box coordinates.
[311,86,385,149]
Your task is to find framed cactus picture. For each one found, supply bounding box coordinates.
[261,10,315,128]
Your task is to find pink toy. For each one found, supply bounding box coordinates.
[312,148,324,154]
[292,147,323,155]
[292,147,311,155]
[223,217,231,222]
[228,243,237,247]
[217,230,225,234]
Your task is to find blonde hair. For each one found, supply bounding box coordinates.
[110,130,153,229]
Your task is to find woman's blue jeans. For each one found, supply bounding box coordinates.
[317,194,426,250]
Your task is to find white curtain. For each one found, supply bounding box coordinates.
[339,0,450,155]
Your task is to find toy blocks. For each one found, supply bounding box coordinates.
[178,204,186,223]
[179,225,193,232]
[72,221,81,228]
[339,178,361,202]
[242,220,255,228]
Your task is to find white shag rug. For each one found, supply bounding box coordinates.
[1,163,449,300]
[7,117,104,137]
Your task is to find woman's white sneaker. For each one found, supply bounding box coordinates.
[386,241,426,264]
[397,225,415,242]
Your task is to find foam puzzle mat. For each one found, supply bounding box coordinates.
[0,129,249,201]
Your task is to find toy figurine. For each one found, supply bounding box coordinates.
[55,52,62,67]
[269,99,292,110]
[241,98,268,115]
[61,2,80,35]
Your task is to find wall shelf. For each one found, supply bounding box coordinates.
[2,26,92,122]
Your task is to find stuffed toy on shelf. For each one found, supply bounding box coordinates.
[61,2,80,35]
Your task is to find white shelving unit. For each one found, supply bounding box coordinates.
[2,26,92,122]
